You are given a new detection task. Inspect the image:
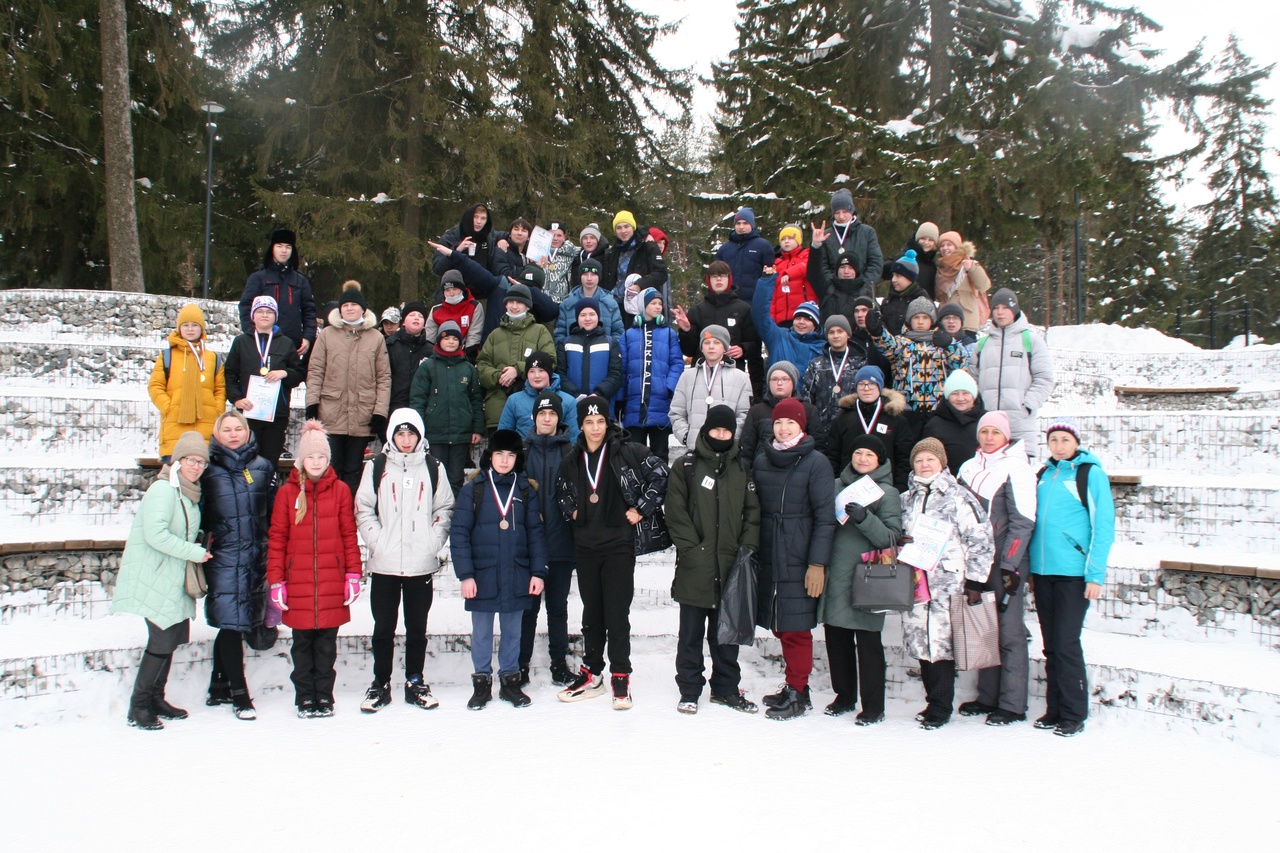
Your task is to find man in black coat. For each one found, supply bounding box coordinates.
[385,301,433,411]
[237,228,317,361]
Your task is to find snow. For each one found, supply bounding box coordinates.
[1060,23,1108,52]
[1044,323,1200,353]
[883,118,922,137]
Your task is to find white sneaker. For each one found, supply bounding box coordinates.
[558,667,606,702]
[611,674,633,710]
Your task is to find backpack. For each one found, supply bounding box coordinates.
[1037,461,1095,513]
[975,329,1032,372]
[369,451,442,519]
[162,347,224,379]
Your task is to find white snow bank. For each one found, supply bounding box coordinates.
[1046,322,1200,353]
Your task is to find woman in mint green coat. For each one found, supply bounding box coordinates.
[111,431,213,730]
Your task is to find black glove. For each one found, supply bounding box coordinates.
[931,329,954,348]
[864,310,884,337]
[368,414,389,440]
[304,404,320,422]
[963,578,985,606]
[1002,570,1021,596]
[844,502,867,523]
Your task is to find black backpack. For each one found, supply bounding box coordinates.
[369,451,442,519]
[1036,461,1095,513]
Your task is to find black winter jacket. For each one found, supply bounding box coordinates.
[431,203,499,277]
[602,235,667,298]
[922,396,987,476]
[826,388,912,492]
[525,429,576,563]
[201,437,276,632]
[678,287,757,360]
[385,328,433,411]
[880,281,930,337]
[740,394,822,476]
[238,265,317,348]
[882,239,938,302]
[224,331,305,421]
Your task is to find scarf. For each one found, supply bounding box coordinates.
[935,250,966,298]
[164,462,202,506]
[167,331,206,425]
[906,328,934,344]
[771,432,805,451]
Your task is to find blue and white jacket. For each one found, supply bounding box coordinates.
[1029,449,1115,585]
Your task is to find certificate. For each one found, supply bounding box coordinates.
[243,375,281,423]
[834,476,885,524]
[526,226,554,263]
[897,514,951,571]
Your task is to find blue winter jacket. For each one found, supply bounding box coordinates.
[498,373,580,441]
[1029,449,1115,585]
[555,286,625,344]
[751,274,826,369]
[451,470,548,613]
[557,325,624,401]
[524,429,576,563]
[201,436,276,632]
[716,229,774,302]
[619,321,685,429]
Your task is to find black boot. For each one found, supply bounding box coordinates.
[499,673,532,708]
[467,674,493,711]
[517,665,531,687]
[231,689,257,721]
[549,658,574,686]
[151,654,187,720]
[765,685,810,721]
[126,652,167,730]
[207,679,232,707]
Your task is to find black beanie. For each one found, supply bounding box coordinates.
[402,300,429,323]
[534,390,563,421]
[525,351,554,374]
[338,280,367,311]
[849,434,888,467]
[577,394,611,425]
[702,405,737,436]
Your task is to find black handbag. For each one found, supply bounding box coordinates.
[850,538,914,612]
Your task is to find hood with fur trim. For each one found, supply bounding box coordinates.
[327,306,378,332]
[838,387,907,416]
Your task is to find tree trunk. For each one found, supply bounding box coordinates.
[99,0,146,293]
[398,82,424,304]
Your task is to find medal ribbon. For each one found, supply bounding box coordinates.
[702,361,722,399]
[828,348,850,393]
[186,340,206,373]
[488,469,516,523]
[584,445,607,495]
[256,330,274,373]
[856,398,883,435]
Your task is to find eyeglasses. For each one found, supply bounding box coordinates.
[180,458,208,469]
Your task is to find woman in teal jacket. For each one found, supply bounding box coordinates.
[1029,417,1115,738]
[111,431,214,730]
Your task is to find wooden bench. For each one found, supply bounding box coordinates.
[1114,385,1239,396]
[1159,559,1280,581]
[0,540,126,556]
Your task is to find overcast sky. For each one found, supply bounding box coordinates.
[646,0,1280,213]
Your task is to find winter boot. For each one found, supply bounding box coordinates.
[206,676,232,707]
[711,690,759,714]
[765,686,810,721]
[824,696,857,717]
[499,673,532,708]
[405,676,439,710]
[230,689,257,721]
[467,674,493,710]
[549,658,574,686]
[557,667,606,702]
[150,654,187,720]
[314,697,335,717]
[610,674,633,710]
[126,651,167,731]
[517,665,531,688]
[360,681,392,713]
[762,684,791,708]
[958,700,997,717]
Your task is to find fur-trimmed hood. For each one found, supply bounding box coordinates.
[838,387,906,416]
[326,307,377,331]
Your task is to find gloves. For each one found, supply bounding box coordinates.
[269,582,289,611]
[1001,570,1021,597]
[368,414,388,440]
[343,573,362,606]
[805,564,825,598]
[963,579,985,606]
[931,329,954,348]
[844,502,867,524]
[304,405,320,422]
[436,543,451,566]
[864,310,884,337]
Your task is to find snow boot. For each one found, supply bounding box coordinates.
[230,689,257,721]
[150,654,187,720]
[558,667,606,702]
[517,665,531,688]
[549,658,574,686]
[467,674,493,710]
[206,676,232,707]
[711,691,759,714]
[499,673,532,708]
[765,686,810,721]
[126,651,167,731]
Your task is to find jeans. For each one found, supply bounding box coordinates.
[471,610,524,676]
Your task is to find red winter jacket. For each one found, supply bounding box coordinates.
[770,246,816,325]
[267,466,361,630]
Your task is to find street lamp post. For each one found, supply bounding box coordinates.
[200,101,226,300]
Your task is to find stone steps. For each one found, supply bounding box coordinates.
[1048,346,1280,387]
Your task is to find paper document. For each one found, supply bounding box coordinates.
[243,375,281,422]
[526,226,553,263]
[897,514,952,571]
[834,476,886,524]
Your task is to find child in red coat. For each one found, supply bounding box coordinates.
[268,420,363,718]
[769,226,816,327]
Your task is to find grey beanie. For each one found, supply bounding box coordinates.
[831,188,854,215]
[440,269,465,288]
[824,314,853,336]
[991,288,1020,314]
[700,324,732,352]
[505,283,533,309]
[768,361,801,391]
[906,296,936,326]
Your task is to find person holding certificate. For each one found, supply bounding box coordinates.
[225,295,304,467]
[899,438,995,730]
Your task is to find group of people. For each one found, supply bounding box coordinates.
[118,195,1113,734]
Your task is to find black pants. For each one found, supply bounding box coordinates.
[627,426,671,462]
[290,627,339,703]
[520,560,576,666]
[743,342,764,401]
[328,433,371,496]
[250,416,289,468]
[920,658,956,716]
[824,624,885,716]
[432,441,472,495]
[370,573,434,684]
[576,547,635,675]
[675,604,741,699]
[1034,574,1092,722]
[144,619,189,654]
[212,628,247,690]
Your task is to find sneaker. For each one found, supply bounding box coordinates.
[824,697,857,717]
[297,699,317,719]
[711,691,759,714]
[985,709,1027,727]
[360,681,392,713]
[765,686,808,721]
[1034,713,1061,731]
[1054,720,1086,738]
[854,712,885,727]
[231,689,257,721]
[405,677,439,710]
[549,658,575,686]
[914,708,929,722]
[958,700,997,717]
[611,674,633,710]
[676,697,699,715]
[762,684,790,709]
[313,699,335,718]
[558,667,606,702]
[919,709,951,730]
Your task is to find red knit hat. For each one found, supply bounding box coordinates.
[772,397,807,431]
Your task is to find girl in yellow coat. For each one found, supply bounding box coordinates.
[148,303,226,458]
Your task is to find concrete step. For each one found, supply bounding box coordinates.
[1049,346,1280,387]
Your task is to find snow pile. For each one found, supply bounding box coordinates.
[1225,333,1272,349]
[1045,323,1200,353]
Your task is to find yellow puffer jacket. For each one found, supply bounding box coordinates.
[148,329,226,456]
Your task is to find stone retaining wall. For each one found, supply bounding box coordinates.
[0,289,241,343]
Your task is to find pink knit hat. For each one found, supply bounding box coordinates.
[294,419,330,468]
[938,230,963,248]
[977,411,1011,442]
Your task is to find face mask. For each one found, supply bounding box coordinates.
[444,291,464,305]
[506,309,526,320]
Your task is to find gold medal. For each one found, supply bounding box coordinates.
[200,374,206,382]
[589,492,600,504]
[499,519,509,530]
[260,367,270,376]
